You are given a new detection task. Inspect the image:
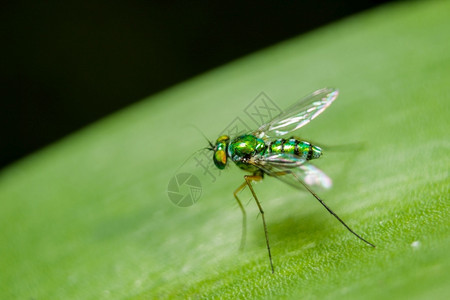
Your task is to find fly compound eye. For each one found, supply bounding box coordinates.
[213,148,227,169]
[213,135,230,169]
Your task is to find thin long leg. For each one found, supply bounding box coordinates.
[243,174,274,273]
[233,182,247,251]
[289,172,376,248]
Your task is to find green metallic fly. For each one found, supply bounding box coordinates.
[207,88,375,273]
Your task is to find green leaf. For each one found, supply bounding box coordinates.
[1,1,448,299]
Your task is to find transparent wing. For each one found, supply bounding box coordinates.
[253,88,338,139]
[253,153,332,190]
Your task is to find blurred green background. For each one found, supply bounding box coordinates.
[1,1,449,299]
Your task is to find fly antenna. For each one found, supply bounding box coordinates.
[187,124,214,150]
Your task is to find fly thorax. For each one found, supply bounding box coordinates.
[268,138,322,160]
[228,135,266,163]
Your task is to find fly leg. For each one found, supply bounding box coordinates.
[233,182,248,252]
[235,174,274,273]
[276,170,376,248]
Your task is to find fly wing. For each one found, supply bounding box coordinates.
[253,153,332,191]
[253,88,338,139]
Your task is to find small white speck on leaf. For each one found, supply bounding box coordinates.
[411,240,420,249]
[135,279,142,287]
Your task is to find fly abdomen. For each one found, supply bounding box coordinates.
[268,138,322,160]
